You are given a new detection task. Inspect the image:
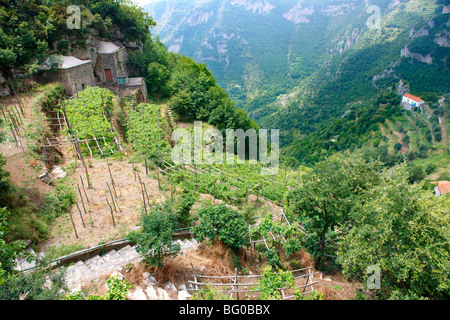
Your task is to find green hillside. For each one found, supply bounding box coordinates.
[145,0,449,166]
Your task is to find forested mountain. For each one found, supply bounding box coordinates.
[144,0,450,164]
[0,0,449,303]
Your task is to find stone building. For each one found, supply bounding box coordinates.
[94,41,148,101]
[37,41,148,99]
[36,56,95,96]
[94,41,128,85]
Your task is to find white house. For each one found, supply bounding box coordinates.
[402,93,425,108]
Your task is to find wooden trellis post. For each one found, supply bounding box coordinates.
[106,197,116,227]
[77,183,87,214]
[156,166,161,190]
[106,182,118,213]
[68,201,78,239]
[234,268,239,301]
[132,163,137,181]
[140,180,147,214]
[9,124,18,147]
[75,202,86,228]
[190,263,199,292]
[79,176,90,203]
[143,181,150,206]
[248,225,253,260]
[10,82,24,116]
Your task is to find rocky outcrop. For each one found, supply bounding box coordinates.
[388,0,402,9]
[443,5,450,14]
[187,10,214,26]
[434,29,450,47]
[322,3,356,17]
[332,29,361,54]
[409,27,430,38]
[168,36,184,53]
[283,3,314,24]
[230,0,276,15]
[401,46,433,64]
[397,79,410,96]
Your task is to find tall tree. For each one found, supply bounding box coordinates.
[287,153,383,268]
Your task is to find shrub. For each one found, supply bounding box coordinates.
[174,190,199,228]
[128,202,181,267]
[191,285,232,300]
[258,266,297,300]
[192,205,247,250]
[0,261,67,300]
[41,183,76,222]
[64,275,132,300]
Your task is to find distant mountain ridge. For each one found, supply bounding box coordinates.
[143,0,450,161]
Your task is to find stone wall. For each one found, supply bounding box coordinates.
[36,63,95,96]
[65,62,96,95]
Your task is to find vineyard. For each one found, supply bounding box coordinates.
[57,86,309,209]
[62,87,123,158]
[2,81,447,302]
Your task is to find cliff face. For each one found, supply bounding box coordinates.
[56,29,143,69]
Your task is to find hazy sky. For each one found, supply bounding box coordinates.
[132,0,159,6]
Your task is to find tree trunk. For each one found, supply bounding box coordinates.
[314,225,327,269]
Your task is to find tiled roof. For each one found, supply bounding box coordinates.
[437,181,450,195]
[403,93,424,103]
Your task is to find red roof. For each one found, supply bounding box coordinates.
[403,93,424,103]
[432,181,450,195]
[438,181,450,195]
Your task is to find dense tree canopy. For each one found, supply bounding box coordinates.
[336,168,450,299]
[287,153,383,268]
[287,151,449,299]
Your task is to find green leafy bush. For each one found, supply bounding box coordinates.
[258,266,298,300]
[64,86,119,157]
[336,166,450,300]
[64,275,132,300]
[128,202,181,267]
[0,262,67,300]
[192,204,247,250]
[174,190,199,228]
[41,183,76,222]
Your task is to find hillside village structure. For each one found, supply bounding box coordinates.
[36,56,96,96]
[36,41,147,99]
[402,93,425,108]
